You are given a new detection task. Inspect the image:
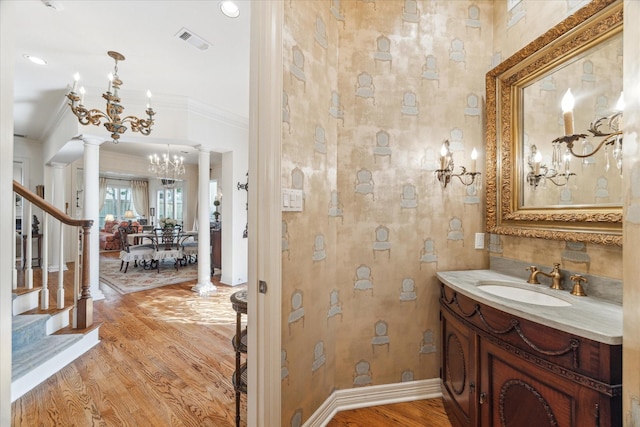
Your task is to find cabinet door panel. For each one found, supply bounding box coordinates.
[441,309,476,427]
[480,339,599,427]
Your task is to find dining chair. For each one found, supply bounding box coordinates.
[118,226,154,273]
[152,226,183,272]
[180,232,198,266]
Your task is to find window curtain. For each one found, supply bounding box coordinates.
[131,180,149,219]
[99,177,107,211]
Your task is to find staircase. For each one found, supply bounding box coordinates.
[11,180,101,402]
[11,288,100,402]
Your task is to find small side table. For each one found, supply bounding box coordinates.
[22,233,42,269]
[230,289,247,427]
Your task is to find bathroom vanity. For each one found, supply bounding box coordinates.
[438,270,622,427]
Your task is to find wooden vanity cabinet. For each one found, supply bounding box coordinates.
[440,283,621,427]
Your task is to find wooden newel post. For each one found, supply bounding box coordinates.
[77,223,93,329]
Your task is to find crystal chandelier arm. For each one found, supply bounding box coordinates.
[563,133,621,159]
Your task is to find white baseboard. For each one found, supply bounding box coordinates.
[303,378,443,427]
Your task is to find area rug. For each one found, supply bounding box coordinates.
[100,255,201,294]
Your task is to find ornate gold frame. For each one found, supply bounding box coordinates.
[485,0,623,247]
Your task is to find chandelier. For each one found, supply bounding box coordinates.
[66,51,155,143]
[149,145,185,188]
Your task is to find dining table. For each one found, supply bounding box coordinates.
[127,230,198,246]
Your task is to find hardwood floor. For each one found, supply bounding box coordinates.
[327,399,452,427]
[12,255,451,426]
[12,256,247,427]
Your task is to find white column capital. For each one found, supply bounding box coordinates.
[82,136,104,147]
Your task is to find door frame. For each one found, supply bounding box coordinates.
[248,1,283,425]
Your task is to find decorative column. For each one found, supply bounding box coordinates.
[83,137,105,301]
[192,146,216,295]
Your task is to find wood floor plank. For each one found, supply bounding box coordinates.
[327,399,452,427]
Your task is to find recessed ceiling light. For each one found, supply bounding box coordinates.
[220,1,240,18]
[24,55,47,65]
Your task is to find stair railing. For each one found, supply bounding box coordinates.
[12,180,94,329]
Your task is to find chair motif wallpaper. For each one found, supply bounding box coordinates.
[282,0,491,424]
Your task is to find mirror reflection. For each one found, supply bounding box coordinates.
[521,31,623,208]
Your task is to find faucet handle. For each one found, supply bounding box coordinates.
[569,274,588,297]
[526,265,538,273]
[552,263,561,271]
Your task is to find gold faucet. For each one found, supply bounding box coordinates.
[526,263,563,290]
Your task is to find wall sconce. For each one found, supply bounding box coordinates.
[526,144,574,189]
[434,140,481,189]
[237,172,248,238]
[552,89,623,174]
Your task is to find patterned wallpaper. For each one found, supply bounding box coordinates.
[283,1,491,424]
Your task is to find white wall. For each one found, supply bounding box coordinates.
[0,1,15,421]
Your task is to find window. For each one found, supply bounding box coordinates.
[157,187,183,224]
[100,183,138,226]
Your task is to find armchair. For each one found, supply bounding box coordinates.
[99,220,143,251]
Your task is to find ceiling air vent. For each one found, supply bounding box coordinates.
[175,27,211,51]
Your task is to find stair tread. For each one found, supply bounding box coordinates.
[12,286,42,296]
[12,334,84,380]
[12,314,49,330]
[21,305,71,317]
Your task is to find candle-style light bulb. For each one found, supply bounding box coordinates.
[561,89,575,135]
[440,143,449,170]
[534,151,542,175]
[72,72,80,93]
[471,148,478,173]
[146,90,152,109]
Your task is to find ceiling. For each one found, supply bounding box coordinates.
[12,0,251,168]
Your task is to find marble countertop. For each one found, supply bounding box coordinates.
[437,269,622,345]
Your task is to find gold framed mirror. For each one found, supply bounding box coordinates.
[485,0,623,246]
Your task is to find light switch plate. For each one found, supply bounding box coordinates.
[474,233,485,249]
[282,188,303,212]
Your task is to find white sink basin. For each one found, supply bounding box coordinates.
[477,284,571,307]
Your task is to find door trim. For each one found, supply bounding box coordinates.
[248,1,283,425]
